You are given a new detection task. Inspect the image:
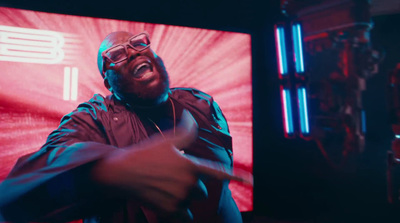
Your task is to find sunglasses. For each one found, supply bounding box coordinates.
[102,32,151,76]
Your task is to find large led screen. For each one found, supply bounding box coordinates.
[0,7,253,212]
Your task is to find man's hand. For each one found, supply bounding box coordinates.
[91,110,252,221]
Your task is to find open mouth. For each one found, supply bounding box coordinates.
[133,62,153,79]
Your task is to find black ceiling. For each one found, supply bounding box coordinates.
[0,0,281,33]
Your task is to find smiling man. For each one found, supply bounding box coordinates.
[0,31,248,223]
[99,31,170,106]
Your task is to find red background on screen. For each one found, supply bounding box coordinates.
[0,7,253,211]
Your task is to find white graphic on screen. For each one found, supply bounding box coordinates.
[0,25,64,64]
[64,67,78,101]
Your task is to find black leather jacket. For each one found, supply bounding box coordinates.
[0,88,242,223]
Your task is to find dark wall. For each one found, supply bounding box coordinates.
[255,11,400,223]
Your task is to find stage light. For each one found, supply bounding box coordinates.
[281,87,294,135]
[275,25,288,76]
[297,87,309,134]
[361,110,366,134]
[292,23,304,74]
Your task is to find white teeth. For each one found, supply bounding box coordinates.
[134,62,151,74]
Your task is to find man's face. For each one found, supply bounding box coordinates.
[100,31,170,106]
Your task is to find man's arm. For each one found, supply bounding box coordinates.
[0,100,119,221]
[0,101,249,222]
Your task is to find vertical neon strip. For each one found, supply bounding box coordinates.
[292,23,304,73]
[297,24,305,73]
[63,67,70,100]
[282,88,294,135]
[275,26,288,76]
[361,110,366,134]
[275,28,282,74]
[298,87,309,134]
[71,67,78,101]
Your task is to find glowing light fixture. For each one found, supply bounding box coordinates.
[361,110,366,134]
[281,87,294,135]
[275,25,288,76]
[292,23,304,74]
[297,87,309,134]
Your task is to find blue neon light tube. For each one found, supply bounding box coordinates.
[292,23,305,73]
[275,26,288,76]
[297,87,309,134]
[282,88,294,134]
[361,110,366,134]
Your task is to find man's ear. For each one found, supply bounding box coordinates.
[103,76,112,91]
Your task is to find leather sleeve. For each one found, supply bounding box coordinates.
[0,97,118,222]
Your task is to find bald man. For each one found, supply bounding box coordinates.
[0,31,247,223]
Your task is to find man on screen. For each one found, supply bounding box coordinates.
[0,31,250,223]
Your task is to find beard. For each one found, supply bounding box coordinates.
[119,76,170,107]
[108,56,170,107]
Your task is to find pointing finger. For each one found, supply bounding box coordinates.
[187,154,253,186]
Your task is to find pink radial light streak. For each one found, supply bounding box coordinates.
[0,7,253,211]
